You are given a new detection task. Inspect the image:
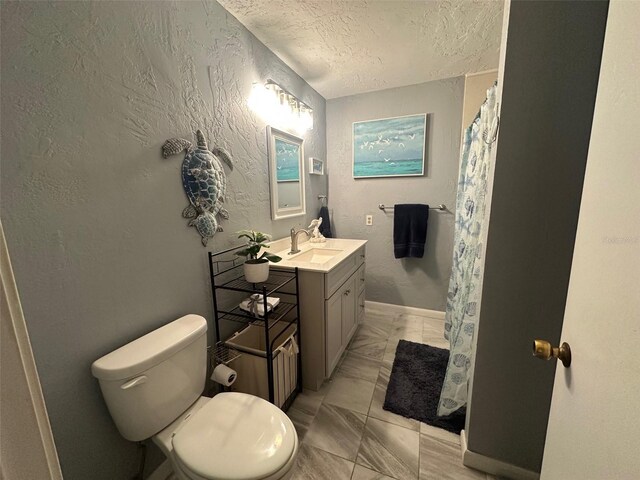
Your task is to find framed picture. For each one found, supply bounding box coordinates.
[309,157,324,175]
[353,113,426,178]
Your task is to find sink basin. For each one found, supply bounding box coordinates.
[289,248,343,265]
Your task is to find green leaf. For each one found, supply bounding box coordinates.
[260,252,282,263]
[236,229,275,260]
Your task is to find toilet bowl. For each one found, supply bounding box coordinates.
[153,393,298,480]
[91,315,298,480]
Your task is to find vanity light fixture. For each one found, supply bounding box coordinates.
[248,79,313,134]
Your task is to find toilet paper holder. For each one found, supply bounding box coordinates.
[209,342,242,367]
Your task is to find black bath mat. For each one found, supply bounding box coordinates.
[383,339,466,434]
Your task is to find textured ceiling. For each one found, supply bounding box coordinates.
[217,0,504,99]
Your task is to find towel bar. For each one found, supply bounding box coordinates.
[378,203,446,212]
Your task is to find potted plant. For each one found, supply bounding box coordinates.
[235,230,282,283]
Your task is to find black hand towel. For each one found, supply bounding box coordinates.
[393,204,429,258]
[318,206,333,238]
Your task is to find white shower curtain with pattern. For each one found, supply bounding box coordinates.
[438,84,498,417]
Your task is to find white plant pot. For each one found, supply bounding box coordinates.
[244,259,270,283]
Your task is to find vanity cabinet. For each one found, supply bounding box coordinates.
[297,246,366,390]
[326,274,357,375]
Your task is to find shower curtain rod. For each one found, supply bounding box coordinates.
[378,204,447,212]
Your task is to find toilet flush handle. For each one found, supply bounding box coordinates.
[120,375,148,390]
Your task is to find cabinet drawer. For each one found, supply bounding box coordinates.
[325,246,366,299]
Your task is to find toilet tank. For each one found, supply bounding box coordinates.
[91,315,207,441]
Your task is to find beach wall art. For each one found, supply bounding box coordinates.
[275,138,301,182]
[310,157,324,175]
[353,113,426,178]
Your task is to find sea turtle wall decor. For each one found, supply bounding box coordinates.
[162,130,233,246]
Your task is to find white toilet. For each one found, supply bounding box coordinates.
[91,314,298,480]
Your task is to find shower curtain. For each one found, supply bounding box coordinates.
[438,84,498,417]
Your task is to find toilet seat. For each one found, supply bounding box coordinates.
[174,435,297,480]
[172,392,298,480]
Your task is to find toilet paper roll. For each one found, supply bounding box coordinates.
[211,364,237,386]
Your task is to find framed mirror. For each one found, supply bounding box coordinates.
[267,126,306,220]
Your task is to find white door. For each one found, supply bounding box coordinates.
[540,1,640,478]
[1,223,64,480]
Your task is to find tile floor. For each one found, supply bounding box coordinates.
[287,307,495,480]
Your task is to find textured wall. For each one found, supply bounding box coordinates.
[326,78,464,311]
[466,0,608,473]
[0,1,325,479]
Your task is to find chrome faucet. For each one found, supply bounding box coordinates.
[289,228,309,255]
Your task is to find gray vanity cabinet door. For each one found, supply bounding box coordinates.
[341,275,357,346]
[357,290,365,324]
[355,264,366,324]
[325,290,343,377]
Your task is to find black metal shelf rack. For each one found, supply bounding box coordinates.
[208,245,301,411]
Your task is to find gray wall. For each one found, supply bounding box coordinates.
[326,78,464,311]
[0,1,325,479]
[466,0,608,473]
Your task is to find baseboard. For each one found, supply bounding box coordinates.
[147,460,173,480]
[365,300,445,320]
[460,430,540,480]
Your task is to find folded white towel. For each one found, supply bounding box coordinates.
[239,294,281,317]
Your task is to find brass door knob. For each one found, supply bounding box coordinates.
[533,340,572,367]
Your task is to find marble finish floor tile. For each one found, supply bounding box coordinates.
[386,334,422,357]
[388,325,423,343]
[288,406,313,441]
[364,307,399,320]
[291,389,326,417]
[352,323,390,342]
[335,351,382,383]
[304,403,366,461]
[419,434,486,480]
[377,359,393,385]
[368,363,420,431]
[421,332,449,350]
[349,338,387,360]
[290,443,354,480]
[382,342,398,364]
[362,312,396,332]
[291,307,479,480]
[422,316,446,330]
[323,376,376,415]
[356,417,420,479]
[422,322,449,350]
[394,313,427,329]
[348,324,388,359]
[419,422,461,445]
[351,464,395,480]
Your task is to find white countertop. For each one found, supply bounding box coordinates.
[267,237,367,273]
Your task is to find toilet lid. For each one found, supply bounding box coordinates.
[172,392,297,480]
